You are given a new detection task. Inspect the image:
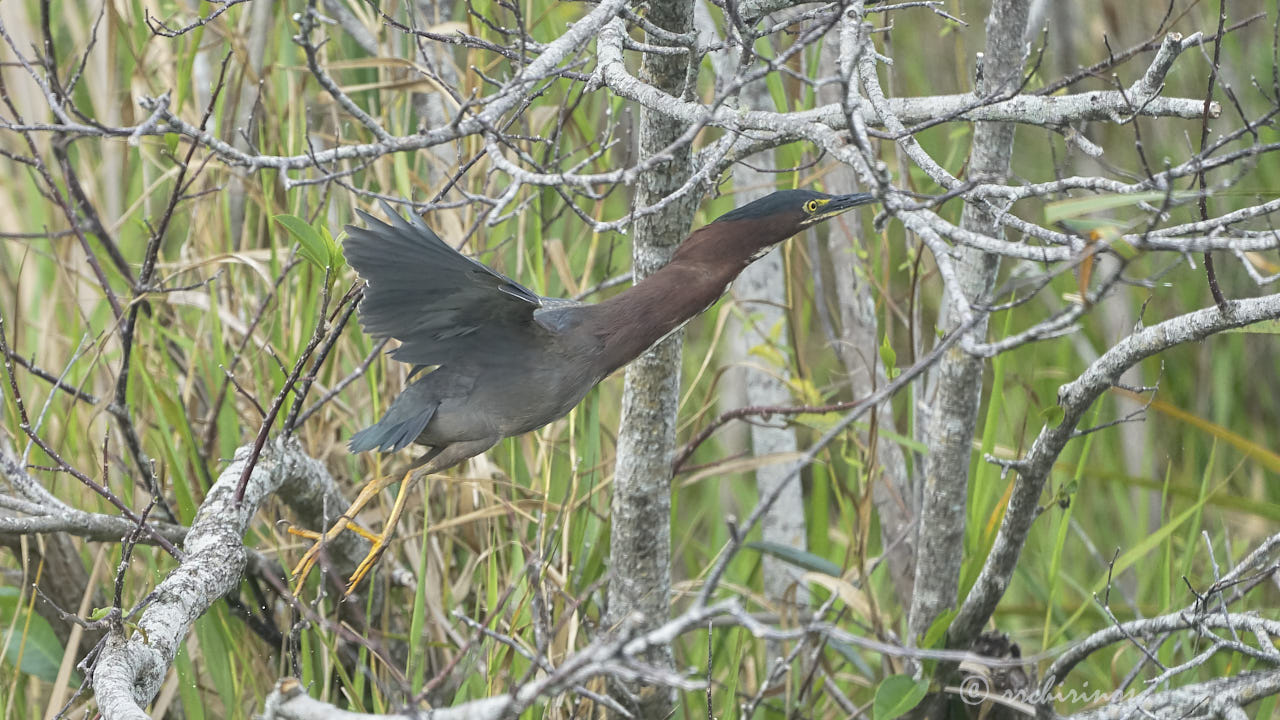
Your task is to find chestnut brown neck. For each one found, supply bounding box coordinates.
[586,218,796,375]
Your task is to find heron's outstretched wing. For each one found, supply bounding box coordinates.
[343,202,578,368]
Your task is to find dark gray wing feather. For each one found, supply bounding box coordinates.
[344,202,571,368]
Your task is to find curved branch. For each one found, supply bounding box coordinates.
[949,293,1280,649]
[91,439,354,718]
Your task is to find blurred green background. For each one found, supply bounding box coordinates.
[0,0,1276,717]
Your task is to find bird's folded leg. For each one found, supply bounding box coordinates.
[344,467,419,593]
[289,469,407,588]
[294,438,500,593]
[341,439,496,592]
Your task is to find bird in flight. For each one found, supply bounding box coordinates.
[293,189,874,591]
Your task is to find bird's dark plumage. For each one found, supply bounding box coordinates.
[344,190,874,471]
[714,189,835,223]
[343,208,548,370]
[345,204,598,457]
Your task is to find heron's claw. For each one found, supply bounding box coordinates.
[290,468,416,595]
[342,469,416,593]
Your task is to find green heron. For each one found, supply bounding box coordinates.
[295,189,874,589]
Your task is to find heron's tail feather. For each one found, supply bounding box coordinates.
[349,390,439,453]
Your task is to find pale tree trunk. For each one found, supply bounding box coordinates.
[225,0,273,249]
[409,0,459,189]
[908,0,1031,644]
[730,146,813,690]
[818,39,918,610]
[732,172,810,613]
[693,0,809,617]
[604,0,697,715]
[698,0,751,467]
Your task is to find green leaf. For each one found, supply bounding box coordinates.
[175,643,205,720]
[880,333,900,379]
[1041,405,1065,427]
[321,225,346,272]
[1045,191,1196,224]
[194,606,237,715]
[745,541,841,577]
[873,674,929,720]
[0,587,75,684]
[827,638,875,677]
[920,608,956,649]
[1056,218,1132,241]
[788,376,826,405]
[275,214,329,271]
[748,342,786,368]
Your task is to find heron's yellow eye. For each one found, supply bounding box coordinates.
[805,200,820,213]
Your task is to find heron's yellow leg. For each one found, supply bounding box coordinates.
[344,468,419,594]
[290,471,402,586]
[288,523,382,544]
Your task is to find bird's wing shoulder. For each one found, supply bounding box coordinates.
[531,297,587,334]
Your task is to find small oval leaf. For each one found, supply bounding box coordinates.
[1042,405,1065,427]
[275,214,328,271]
[873,674,928,720]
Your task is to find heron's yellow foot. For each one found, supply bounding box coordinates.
[289,469,411,591]
[342,468,418,593]
[288,521,381,587]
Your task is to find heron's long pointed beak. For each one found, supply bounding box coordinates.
[804,192,877,225]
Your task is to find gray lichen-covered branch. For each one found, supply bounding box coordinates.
[949,294,1280,649]
[91,440,362,719]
